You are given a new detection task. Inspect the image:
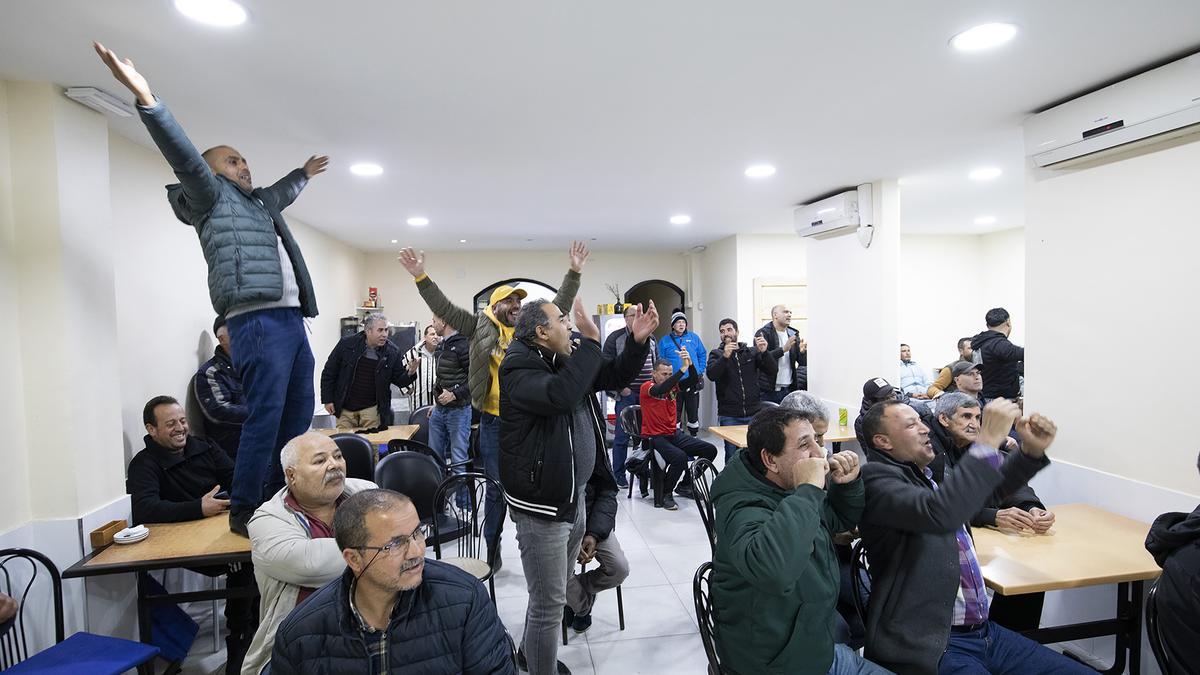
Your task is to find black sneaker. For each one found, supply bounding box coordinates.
[663,496,679,510]
[571,612,593,633]
[229,507,253,538]
[516,647,572,674]
[675,484,695,500]
[616,477,629,490]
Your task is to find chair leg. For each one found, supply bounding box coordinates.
[489,576,496,603]
[561,621,569,646]
[616,585,625,631]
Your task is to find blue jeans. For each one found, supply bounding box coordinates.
[829,643,893,675]
[226,308,315,510]
[939,621,1094,674]
[479,412,504,555]
[429,403,472,507]
[611,390,641,482]
[761,387,789,404]
[718,415,753,461]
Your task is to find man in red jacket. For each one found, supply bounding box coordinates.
[640,351,717,510]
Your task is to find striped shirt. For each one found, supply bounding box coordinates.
[922,442,1003,626]
[400,344,437,410]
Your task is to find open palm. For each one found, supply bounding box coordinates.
[93,42,153,106]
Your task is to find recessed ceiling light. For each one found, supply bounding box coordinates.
[974,215,997,225]
[670,214,692,226]
[406,217,429,227]
[459,239,467,244]
[349,163,383,177]
[390,239,398,244]
[744,164,776,179]
[174,0,247,27]
[968,166,1002,181]
[950,22,1018,52]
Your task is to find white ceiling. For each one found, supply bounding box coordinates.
[2,1,1198,249]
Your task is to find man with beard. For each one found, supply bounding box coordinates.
[126,396,255,673]
[706,318,775,460]
[398,243,589,561]
[241,433,375,675]
[269,489,513,673]
[500,297,657,674]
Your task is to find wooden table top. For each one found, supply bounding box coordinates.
[65,514,250,577]
[973,503,1161,595]
[708,424,856,448]
[316,424,420,445]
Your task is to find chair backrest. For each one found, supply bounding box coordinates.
[330,433,377,481]
[386,439,446,472]
[619,404,643,441]
[409,404,433,444]
[1146,578,1176,675]
[373,451,444,521]
[184,373,208,440]
[690,458,719,555]
[0,548,66,669]
[692,561,722,675]
[850,539,872,626]
[431,472,507,571]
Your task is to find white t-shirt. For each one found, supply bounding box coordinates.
[775,329,792,388]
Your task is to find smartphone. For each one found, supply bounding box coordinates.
[215,490,230,500]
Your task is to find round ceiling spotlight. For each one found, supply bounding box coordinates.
[950,23,1018,52]
[174,0,247,27]
[349,163,383,177]
[744,164,777,179]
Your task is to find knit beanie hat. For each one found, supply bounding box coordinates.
[669,311,688,328]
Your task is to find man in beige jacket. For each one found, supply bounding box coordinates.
[241,433,375,675]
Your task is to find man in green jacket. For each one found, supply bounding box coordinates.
[710,407,891,675]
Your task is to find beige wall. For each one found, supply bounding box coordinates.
[1026,136,1200,497]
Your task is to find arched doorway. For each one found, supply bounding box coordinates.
[473,277,558,313]
[625,280,685,340]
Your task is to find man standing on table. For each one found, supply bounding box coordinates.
[500,297,657,675]
[96,43,328,536]
[397,242,590,563]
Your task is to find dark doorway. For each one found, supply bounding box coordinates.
[625,280,685,340]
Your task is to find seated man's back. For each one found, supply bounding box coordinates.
[1145,498,1200,673]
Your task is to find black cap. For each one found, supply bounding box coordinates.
[213,315,226,335]
[863,377,894,400]
[951,361,980,378]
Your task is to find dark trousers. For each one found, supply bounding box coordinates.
[479,412,505,555]
[226,308,315,510]
[717,415,752,461]
[761,387,789,404]
[675,388,701,433]
[650,432,717,493]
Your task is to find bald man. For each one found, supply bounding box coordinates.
[242,433,375,675]
[96,42,330,535]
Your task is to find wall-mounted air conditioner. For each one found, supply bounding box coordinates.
[1025,53,1200,168]
[794,184,872,239]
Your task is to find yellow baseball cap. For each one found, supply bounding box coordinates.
[489,285,528,308]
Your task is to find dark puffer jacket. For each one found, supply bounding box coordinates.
[1145,504,1200,674]
[755,322,807,392]
[434,331,471,408]
[269,563,515,674]
[971,330,1024,399]
[706,342,777,418]
[138,100,318,318]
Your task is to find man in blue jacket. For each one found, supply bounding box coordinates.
[96,43,329,535]
[660,311,707,436]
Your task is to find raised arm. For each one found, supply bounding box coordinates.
[94,42,219,214]
[551,242,588,314]
[398,248,477,335]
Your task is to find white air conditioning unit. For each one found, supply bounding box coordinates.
[794,184,872,239]
[1025,53,1200,168]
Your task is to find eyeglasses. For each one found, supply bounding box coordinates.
[357,523,429,556]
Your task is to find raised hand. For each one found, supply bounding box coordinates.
[93,42,154,107]
[979,398,1021,450]
[201,485,230,517]
[797,338,808,353]
[572,297,600,342]
[303,155,329,178]
[994,507,1036,534]
[723,340,737,359]
[754,335,768,352]
[827,451,861,484]
[569,241,590,273]
[795,456,830,489]
[397,248,426,278]
[679,347,692,370]
[627,300,659,343]
[1016,413,1058,459]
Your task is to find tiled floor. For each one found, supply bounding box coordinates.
[183,434,728,674]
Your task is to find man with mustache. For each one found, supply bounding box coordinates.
[240,433,375,675]
[398,242,590,563]
[125,395,255,673]
[95,43,330,537]
[269,489,514,674]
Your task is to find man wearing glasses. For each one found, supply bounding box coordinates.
[269,489,514,674]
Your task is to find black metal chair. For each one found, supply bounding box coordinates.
[387,438,473,476]
[431,472,505,601]
[693,561,723,675]
[1146,578,1178,675]
[375,451,467,546]
[0,548,159,674]
[620,405,667,504]
[560,556,625,645]
[330,433,376,481]
[408,404,434,444]
[850,539,872,627]
[690,458,719,555]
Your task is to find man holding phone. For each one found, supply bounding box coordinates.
[706,318,777,460]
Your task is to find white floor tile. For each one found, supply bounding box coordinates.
[649,544,712,585]
[588,633,712,675]
[582,584,697,644]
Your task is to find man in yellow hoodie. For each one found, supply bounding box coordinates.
[398,243,588,560]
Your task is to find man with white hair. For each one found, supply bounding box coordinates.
[320,313,419,430]
[240,433,375,675]
[780,391,831,447]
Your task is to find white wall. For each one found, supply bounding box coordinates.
[898,230,1025,375]
[734,233,808,336]
[1026,135,1200,497]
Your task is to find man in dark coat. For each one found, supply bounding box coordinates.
[971,307,1025,402]
[320,313,418,429]
[707,318,776,460]
[1145,453,1200,675]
